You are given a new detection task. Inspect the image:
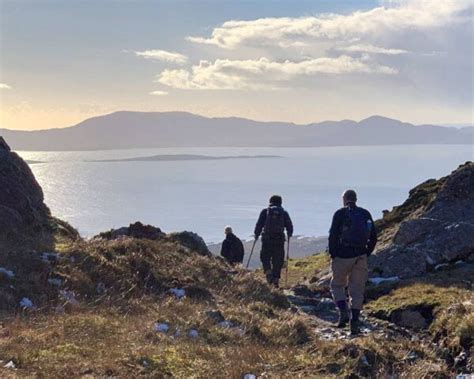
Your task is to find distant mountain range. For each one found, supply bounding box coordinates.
[1,111,472,151]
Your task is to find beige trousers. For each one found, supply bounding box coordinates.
[330,255,368,310]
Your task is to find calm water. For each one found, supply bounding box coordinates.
[18,145,473,243]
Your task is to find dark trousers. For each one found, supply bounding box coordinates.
[260,236,285,279]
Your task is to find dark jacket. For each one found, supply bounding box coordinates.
[254,206,293,239]
[220,233,245,264]
[328,204,377,259]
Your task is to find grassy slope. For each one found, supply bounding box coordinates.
[0,239,469,377]
[286,253,330,287]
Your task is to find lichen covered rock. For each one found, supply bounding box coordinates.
[370,162,474,278]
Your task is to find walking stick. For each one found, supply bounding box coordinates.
[285,236,291,287]
[246,239,257,269]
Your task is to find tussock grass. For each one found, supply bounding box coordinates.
[0,237,465,377]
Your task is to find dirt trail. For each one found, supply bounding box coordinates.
[284,287,421,343]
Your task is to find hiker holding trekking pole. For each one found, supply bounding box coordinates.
[253,195,293,288]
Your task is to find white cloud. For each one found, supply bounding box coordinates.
[133,49,188,64]
[338,44,408,55]
[0,83,12,90]
[156,55,396,90]
[149,90,168,96]
[186,1,471,49]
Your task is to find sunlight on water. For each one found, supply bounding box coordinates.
[18,145,473,242]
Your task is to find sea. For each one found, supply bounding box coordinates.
[18,145,473,244]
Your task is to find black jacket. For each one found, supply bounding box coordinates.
[220,233,244,264]
[254,206,293,239]
[328,204,377,259]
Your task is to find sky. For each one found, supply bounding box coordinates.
[0,0,473,130]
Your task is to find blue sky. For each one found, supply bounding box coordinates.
[0,0,472,130]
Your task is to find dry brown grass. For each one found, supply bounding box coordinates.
[0,237,464,378]
[0,301,452,378]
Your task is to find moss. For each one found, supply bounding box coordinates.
[366,275,473,354]
[286,252,330,286]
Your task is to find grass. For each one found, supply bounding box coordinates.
[286,252,330,287]
[0,302,452,378]
[0,237,464,377]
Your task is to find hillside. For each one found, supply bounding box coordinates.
[0,140,472,377]
[2,112,472,151]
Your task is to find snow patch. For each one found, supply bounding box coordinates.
[0,267,14,278]
[169,287,186,299]
[19,297,35,309]
[154,322,169,333]
[188,329,199,338]
[3,360,16,369]
[368,276,400,285]
[48,278,62,286]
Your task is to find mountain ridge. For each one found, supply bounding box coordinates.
[1,111,472,151]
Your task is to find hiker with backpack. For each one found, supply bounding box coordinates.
[328,189,377,335]
[254,195,293,288]
[220,226,245,265]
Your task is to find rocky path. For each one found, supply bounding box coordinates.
[284,286,419,342]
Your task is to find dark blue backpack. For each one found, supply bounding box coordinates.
[340,207,372,248]
[264,205,285,235]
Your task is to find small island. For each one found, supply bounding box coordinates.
[88,154,282,162]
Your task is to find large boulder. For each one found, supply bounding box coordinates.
[370,162,474,278]
[0,137,55,248]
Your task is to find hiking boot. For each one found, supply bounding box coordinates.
[272,278,280,288]
[335,300,349,328]
[336,311,349,328]
[350,319,361,335]
[350,309,361,335]
[265,270,273,284]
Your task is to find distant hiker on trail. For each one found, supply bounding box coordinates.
[254,195,293,288]
[329,189,377,335]
[220,226,245,265]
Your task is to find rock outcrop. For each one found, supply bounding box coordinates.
[370,162,474,278]
[95,223,211,256]
[167,231,210,256]
[95,221,166,241]
[0,137,54,248]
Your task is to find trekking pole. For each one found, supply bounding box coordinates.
[285,237,290,287]
[246,239,257,269]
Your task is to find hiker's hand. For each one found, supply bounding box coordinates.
[254,234,259,241]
